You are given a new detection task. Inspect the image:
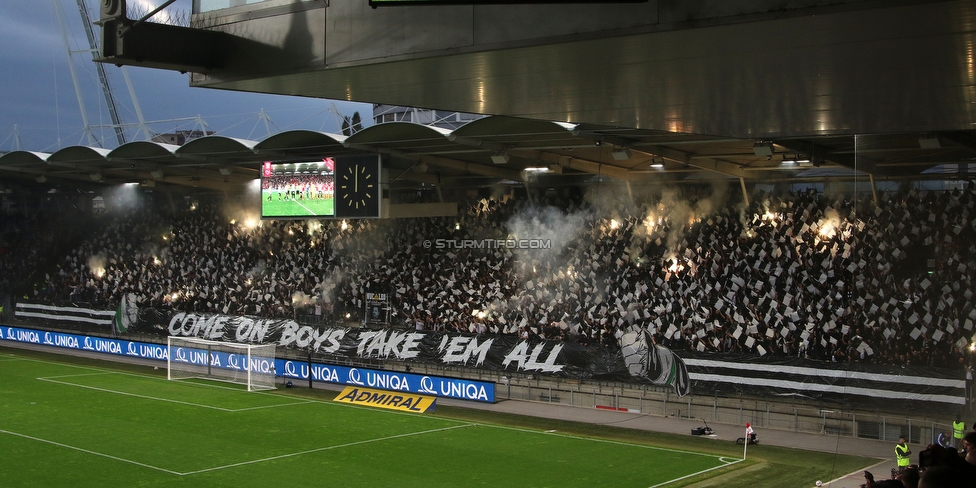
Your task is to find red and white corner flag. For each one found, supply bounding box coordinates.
[743,423,753,459]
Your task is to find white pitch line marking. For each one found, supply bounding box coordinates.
[0,428,183,475]
[37,377,240,411]
[36,375,314,412]
[39,372,117,380]
[648,458,745,488]
[232,400,317,412]
[485,422,724,459]
[821,458,889,488]
[181,423,477,476]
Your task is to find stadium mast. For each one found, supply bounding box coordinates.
[54,0,152,147]
[75,0,128,146]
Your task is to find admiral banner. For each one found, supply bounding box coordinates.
[334,386,436,413]
[161,311,690,395]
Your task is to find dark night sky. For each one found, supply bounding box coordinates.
[0,0,372,152]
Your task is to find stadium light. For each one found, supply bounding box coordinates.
[918,136,941,149]
[611,147,631,161]
[753,141,774,157]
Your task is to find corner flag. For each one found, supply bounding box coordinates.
[743,423,754,459]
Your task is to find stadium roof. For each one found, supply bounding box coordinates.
[2,115,975,194]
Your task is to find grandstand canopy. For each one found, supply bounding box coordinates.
[3,0,975,194]
[2,116,976,194]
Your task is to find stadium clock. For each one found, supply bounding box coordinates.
[335,156,381,218]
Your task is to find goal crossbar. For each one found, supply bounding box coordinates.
[167,336,276,391]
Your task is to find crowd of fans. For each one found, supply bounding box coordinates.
[10,182,976,369]
[0,207,89,305]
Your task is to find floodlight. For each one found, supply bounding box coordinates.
[753,142,774,157]
[611,148,631,161]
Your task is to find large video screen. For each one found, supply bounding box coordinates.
[261,159,336,219]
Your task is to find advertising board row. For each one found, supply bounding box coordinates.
[0,326,495,403]
[13,303,968,409]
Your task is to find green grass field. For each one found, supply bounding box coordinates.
[262,191,334,217]
[0,347,877,487]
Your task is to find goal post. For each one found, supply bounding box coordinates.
[167,336,277,391]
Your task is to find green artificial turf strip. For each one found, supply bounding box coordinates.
[261,192,334,217]
[0,347,879,487]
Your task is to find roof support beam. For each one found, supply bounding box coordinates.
[575,132,745,179]
[518,150,640,181]
[771,139,881,173]
[390,168,440,185]
[344,142,524,182]
[420,155,523,180]
[640,145,746,178]
[934,132,976,154]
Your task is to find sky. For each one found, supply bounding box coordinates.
[0,0,373,153]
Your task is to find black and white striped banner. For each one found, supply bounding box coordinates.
[682,353,967,407]
[14,303,115,327]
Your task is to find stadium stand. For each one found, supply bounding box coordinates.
[4,183,975,374]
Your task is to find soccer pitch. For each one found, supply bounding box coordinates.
[262,191,334,217]
[0,348,875,487]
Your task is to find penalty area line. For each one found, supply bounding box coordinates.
[36,377,309,413]
[36,377,238,412]
[0,428,183,475]
[181,423,477,476]
[37,372,118,380]
[231,400,318,412]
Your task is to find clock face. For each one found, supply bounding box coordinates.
[339,164,375,210]
[335,156,381,218]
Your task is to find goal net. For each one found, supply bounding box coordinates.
[167,336,277,391]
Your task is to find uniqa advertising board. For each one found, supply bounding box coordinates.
[0,326,495,403]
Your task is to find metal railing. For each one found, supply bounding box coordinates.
[499,378,952,443]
